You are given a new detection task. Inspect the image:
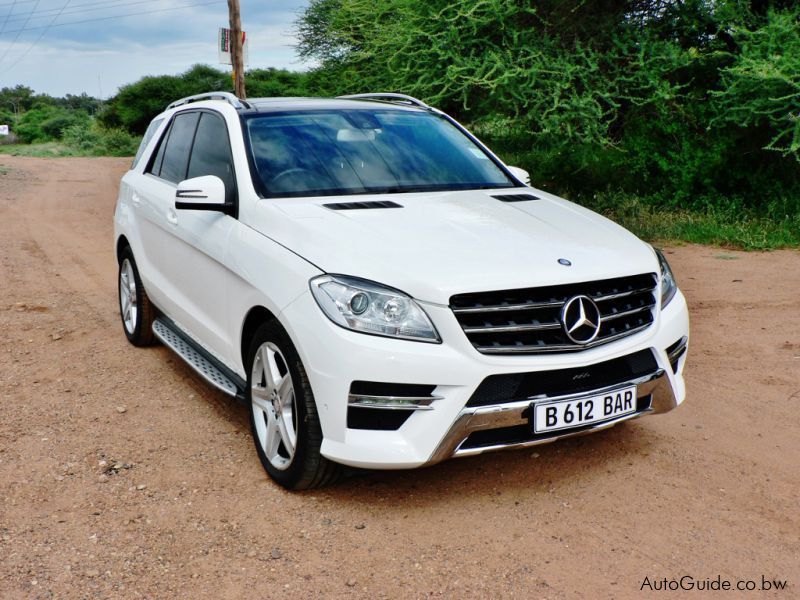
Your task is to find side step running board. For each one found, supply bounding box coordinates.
[152,318,247,404]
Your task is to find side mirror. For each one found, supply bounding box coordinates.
[175,176,230,212]
[506,166,531,186]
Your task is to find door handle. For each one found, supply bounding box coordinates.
[166,208,178,225]
[131,192,141,205]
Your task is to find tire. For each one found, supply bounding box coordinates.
[247,320,341,489]
[118,246,156,347]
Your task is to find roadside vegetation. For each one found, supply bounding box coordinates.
[0,88,139,157]
[1,1,797,248]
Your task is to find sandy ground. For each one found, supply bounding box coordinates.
[0,156,798,599]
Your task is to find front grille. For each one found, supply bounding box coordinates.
[467,349,658,407]
[450,273,658,354]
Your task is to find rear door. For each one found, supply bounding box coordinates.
[134,111,200,315]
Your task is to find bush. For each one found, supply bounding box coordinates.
[41,113,89,140]
[61,122,140,156]
[98,127,140,156]
[15,106,89,143]
[61,123,102,152]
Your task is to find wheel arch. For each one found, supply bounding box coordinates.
[116,235,130,264]
[240,305,279,371]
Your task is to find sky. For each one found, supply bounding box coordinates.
[0,0,309,97]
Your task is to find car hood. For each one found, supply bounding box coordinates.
[249,188,658,305]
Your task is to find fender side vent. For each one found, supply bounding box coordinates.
[323,201,403,210]
[492,194,540,202]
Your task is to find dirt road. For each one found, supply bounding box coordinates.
[0,156,798,599]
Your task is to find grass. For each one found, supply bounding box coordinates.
[0,142,83,157]
[578,193,800,250]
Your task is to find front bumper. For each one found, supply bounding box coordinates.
[280,288,689,469]
[426,369,676,464]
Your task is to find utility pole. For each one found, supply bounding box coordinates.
[228,0,246,99]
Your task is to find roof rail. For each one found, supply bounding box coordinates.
[337,93,432,110]
[167,91,250,110]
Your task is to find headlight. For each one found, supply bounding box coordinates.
[309,275,441,343]
[655,249,678,308]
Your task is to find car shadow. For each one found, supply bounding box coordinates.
[170,357,664,503]
[315,421,662,506]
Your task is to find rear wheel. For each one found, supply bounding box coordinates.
[247,321,341,489]
[118,246,156,346]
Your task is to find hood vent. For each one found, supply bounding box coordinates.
[492,193,540,202]
[323,201,403,210]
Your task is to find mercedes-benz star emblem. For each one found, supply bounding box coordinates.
[561,295,602,344]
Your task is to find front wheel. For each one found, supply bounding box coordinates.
[247,321,341,489]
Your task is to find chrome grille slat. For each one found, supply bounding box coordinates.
[452,300,564,314]
[451,273,658,355]
[600,302,656,322]
[462,321,562,334]
[475,323,653,354]
[593,286,655,302]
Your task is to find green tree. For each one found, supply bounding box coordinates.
[295,0,800,207]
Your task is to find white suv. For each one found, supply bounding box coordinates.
[115,92,689,489]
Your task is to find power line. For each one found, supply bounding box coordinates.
[0,0,36,9]
[1,0,163,24]
[0,0,224,35]
[3,0,70,72]
[0,0,18,34]
[0,0,39,62]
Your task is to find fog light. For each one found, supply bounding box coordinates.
[347,393,443,411]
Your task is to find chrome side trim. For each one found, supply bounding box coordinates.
[348,394,444,411]
[425,369,677,465]
[475,323,652,353]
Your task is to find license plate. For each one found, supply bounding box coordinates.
[531,386,637,434]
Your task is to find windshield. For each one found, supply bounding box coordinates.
[243,109,516,197]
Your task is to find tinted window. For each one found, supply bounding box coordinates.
[187,113,236,204]
[132,118,163,168]
[244,109,515,197]
[159,112,200,183]
[148,120,170,177]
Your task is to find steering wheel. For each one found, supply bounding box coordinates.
[268,167,315,187]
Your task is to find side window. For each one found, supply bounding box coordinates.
[147,120,171,177]
[159,112,200,184]
[187,112,236,205]
[132,118,163,169]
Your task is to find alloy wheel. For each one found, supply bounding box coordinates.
[250,342,298,470]
[119,258,137,335]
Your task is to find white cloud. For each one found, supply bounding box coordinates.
[0,0,309,96]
